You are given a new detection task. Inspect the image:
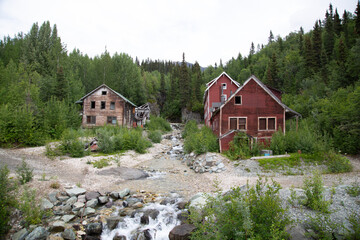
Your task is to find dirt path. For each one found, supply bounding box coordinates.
[1,128,359,200]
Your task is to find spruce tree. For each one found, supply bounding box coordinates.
[333,9,342,36]
[268,30,274,43]
[355,0,360,35]
[55,66,67,101]
[324,7,335,60]
[299,27,304,55]
[179,53,190,108]
[312,21,323,69]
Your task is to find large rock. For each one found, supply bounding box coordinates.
[40,198,54,211]
[61,214,76,223]
[49,221,65,232]
[85,191,100,201]
[118,188,130,199]
[25,227,48,240]
[141,209,160,224]
[86,222,102,236]
[72,202,85,211]
[61,229,76,240]
[98,196,109,204]
[87,198,99,208]
[66,196,77,205]
[106,216,123,230]
[82,207,96,216]
[189,193,208,209]
[169,224,196,240]
[97,167,149,180]
[48,191,59,203]
[12,228,29,240]
[65,187,86,197]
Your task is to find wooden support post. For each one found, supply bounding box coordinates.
[296,116,299,132]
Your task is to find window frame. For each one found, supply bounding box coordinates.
[258,117,276,131]
[86,116,96,124]
[101,101,106,109]
[234,95,242,105]
[228,117,247,131]
[222,83,227,90]
[110,102,115,110]
[102,91,107,95]
[107,116,117,125]
[91,101,96,109]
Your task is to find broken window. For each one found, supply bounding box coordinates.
[235,96,242,105]
[101,101,106,109]
[107,116,117,125]
[102,91,107,95]
[86,116,96,124]
[110,102,115,110]
[91,101,95,109]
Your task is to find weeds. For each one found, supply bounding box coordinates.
[148,130,162,143]
[224,132,264,160]
[183,123,218,154]
[18,187,43,226]
[303,170,330,213]
[91,158,110,168]
[346,181,360,197]
[50,181,60,189]
[16,159,33,184]
[145,116,172,132]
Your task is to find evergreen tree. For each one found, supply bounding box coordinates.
[268,30,274,43]
[324,7,335,60]
[299,27,304,55]
[355,0,360,35]
[312,21,323,69]
[55,66,67,101]
[304,35,314,75]
[179,53,191,108]
[266,53,279,88]
[333,9,342,36]
[158,73,166,112]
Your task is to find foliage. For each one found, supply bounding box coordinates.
[345,212,360,239]
[60,129,88,157]
[224,132,264,160]
[16,159,34,185]
[189,178,290,240]
[303,170,330,213]
[0,165,17,237]
[182,120,198,139]
[325,151,353,173]
[183,124,218,154]
[148,130,162,143]
[91,158,110,168]
[346,181,360,197]
[18,187,43,226]
[145,116,172,132]
[305,211,343,239]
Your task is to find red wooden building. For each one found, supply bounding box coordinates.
[204,72,240,127]
[206,74,301,152]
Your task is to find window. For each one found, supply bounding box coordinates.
[101,101,106,109]
[222,83,227,89]
[86,116,96,124]
[229,117,247,130]
[91,101,95,109]
[235,96,242,105]
[102,91,107,95]
[110,102,115,110]
[221,94,227,102]
[258,117,276,130]
[107,116,117,125]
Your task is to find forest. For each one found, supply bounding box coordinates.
[0,2,359,154]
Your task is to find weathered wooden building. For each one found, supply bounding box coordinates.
[76,84,136,127]
[206,74,301,152]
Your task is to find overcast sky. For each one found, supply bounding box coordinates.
[0,0,356,67]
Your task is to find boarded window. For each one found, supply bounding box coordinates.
[107,116,116,125]
[230,118,237,130]
[86,116,96,124]
[268,118,275,130]
[238,118,246,130]
[102,91,107,95]
[259,118,266,130]
[91,101,95,109]
[235,96,242,105]
[110,102,115,110]
[101,101,106,109]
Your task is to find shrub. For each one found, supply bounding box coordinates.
[305,211,342,239]
[145,116,171,132]
[189,178,290,240]
[182,120,198,139]
[346,181,360,197]
[225,132,264,160]
[50,181,60,189]
[96,127,115,154]
[346,212,360,239]
[18,187,43,226]
[303,170,330,213]
[148,130,162,143]
[325,151,353,173]
[45,143,62,159]
[16,159,33,184]
[60,129,87,157]
[0,165,17,237]
[184,125,218,154]
[92,158,110,168]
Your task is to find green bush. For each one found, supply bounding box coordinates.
[60,129,87,157]
[189,178,290,240]
[16,159,33,185]
[145,116,171,132]
[18,187,43,226]
[182,120,198,139]
[148,130,162,143]
[0,165,17,237]
[303,170,330,213]
[184,125,218,154]
[92,158,110,168]
[224,132,264,160]
[325,151,353,173]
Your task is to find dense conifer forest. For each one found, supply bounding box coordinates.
[0,3,359,154]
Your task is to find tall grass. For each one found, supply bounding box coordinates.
[224,132,264,160]
[183,121,218,154]
[145,116,172,132]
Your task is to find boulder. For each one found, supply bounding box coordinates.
[12,228,29,240]
[85,222,102,236]
[65,187,86,197]
[48,191,59,203]
[61,229,76,240]
[98,196,109,204]
[72,202,85,211]
[66,196,77,206]
[25,227,48,240]
[49,221,65,232]
[61,214,76,223]
[113,233,126,240]
[82,207,96,216]
[87,198,99,208]
[169,224,196,240]
[140,209,160,224]
[110,191,119,199]
[40,198,54,211]
[106,216,123,230]
[118,188,130,199]
[77,194,86,203]
[132,202,143,209]
[189,193,207,209]
[85,191,100,201]
[57,196,69,202]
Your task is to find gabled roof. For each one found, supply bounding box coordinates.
[203,72,240,102]
[75,84,137,107]
[220,75,301,117]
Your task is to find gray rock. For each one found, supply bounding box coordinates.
[49,221,65,232]
[126,197,143,206]
[118,188,130,199]
[66,196,77,205]
[12,228,28,240]
[82,207,96,216]
[61,214,76,223]
[287,224,306,240]
[98,196,109,204]
[25,227,48,240]
[113,234,126,240]
[87,198,98,208]
[85,191,100,201]
[77,194,86,203]
[48,191,58,203]
[72,202,85,211]
[189,193,208,209]
[57,196,69,202]
[106,216,123,230]
[169,224,196,240]
[97,167,149,180]
[65,187,86,197]
[217,162,225,169]
[86,222,102,236]
[141,209,160,224]
[110,191,119,199]
[40,198,54,211]
[61,229,76,240]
